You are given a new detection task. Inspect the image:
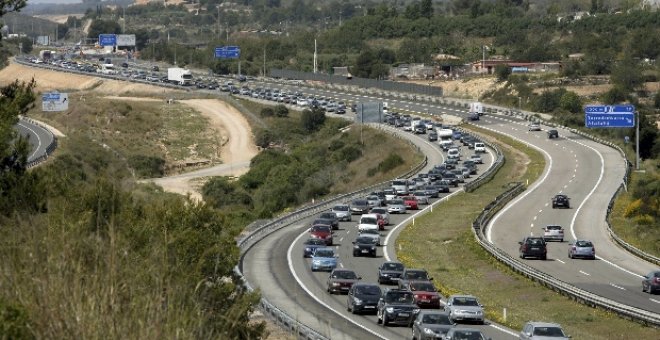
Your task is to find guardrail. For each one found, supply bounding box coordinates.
[19,115,58,168]
[472,182,660,327]
[458,126,505,193]
[484,107,660,265]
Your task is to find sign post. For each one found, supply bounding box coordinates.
[584,104,638,169]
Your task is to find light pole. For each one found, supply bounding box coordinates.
[636,110,640,170]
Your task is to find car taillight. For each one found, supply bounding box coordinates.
[654,277,660,284]
[559,230,564,234]
[592,247,595,253]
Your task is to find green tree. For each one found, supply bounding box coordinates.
[559,91,582,113]
[87,19,122,39]
[610,55,644,93]
[300,107,326,132]
[494,64,511,82]
[0,0,26,17]
[420,0,433,19]
[274,104,289,117]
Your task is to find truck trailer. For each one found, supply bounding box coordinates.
[167,67,193,86]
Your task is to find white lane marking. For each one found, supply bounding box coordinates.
[564,185,568,189]
[650,298,660,304]
[287,227,387,339]
[610,283,625,290]
[339,237,344,242]
[17,121,43,160]
[346,230,350,235]
[339,262,344,268]
[530,223,534,228]
[545,203,549,207]
[538,209,543,213]
[556,259,565,264]
[533,216,537,221]
[579,270,591,276]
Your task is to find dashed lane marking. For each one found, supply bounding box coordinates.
[579,270,591,276]
[556,259,565,264]
[610,283,626,290]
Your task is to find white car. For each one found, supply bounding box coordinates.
[446,295,485,324]
[412,191,429,205]
[528,122,541,131]
[357,214,380,232]
[387,199,407,214]
[470,154,483,164]
[370,207,390,225]
[474,142,486,153]
[447,148,460,159]
[296,98,309,106]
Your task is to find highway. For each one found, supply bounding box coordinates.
[15,118,55,164]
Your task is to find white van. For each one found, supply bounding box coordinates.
[447,148,461,159]
[474,142,486,153]
[391,179,409,196]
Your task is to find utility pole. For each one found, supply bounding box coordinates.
[313,39,317,73]
[262,47,266,77]
[482,45,485,75]
[122,6,126,33]
[636,110,640,170]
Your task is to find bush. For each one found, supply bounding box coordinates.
[260,107,274,117]
[634,214,655,226]
[624,199,643,218]
[0,299,32,340]
[367,153,404,176]
[128,155,165,178]
[274,104,289,117]
[301,108,326,132]
[254,128,274,148]
[333,145,362,163]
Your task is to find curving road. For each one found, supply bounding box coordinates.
[15,118,55,163]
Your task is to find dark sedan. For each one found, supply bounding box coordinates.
[327,269,361,294]
[352,235,377,257]
[378,261,405,284]
[350,199,370,215]
[347,283,382,314]
[412,310,455,340]
[302,238,327,257]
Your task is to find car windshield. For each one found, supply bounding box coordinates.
[332,271,357,279]
[320,213,336,219]
[333,205,348,211]
[392,180,407,186]
[383,263,404,271]
[361,229,378,235]
[575,241,593,247]
[533,327,566,337]
[405,271,428,279]
[361,218,377,224]
[527,238,544,245]
[356,237,374,244]
[385,291,414,303]
[367,196,378,200]
[372,208,386,214]
[311,226,331,233]
[305,239,325,245]
[452,297,479,306]
[414,191,426,196]
[422,313,451,325]
[353,200,367,206]
[391,199,404,205]
[355,285,381,295]
[546,225,562,230]
[314,250,334,258]
[410,282,436,292]
[451,330,484,340]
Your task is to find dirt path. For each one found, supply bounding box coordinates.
[147,99,258,200]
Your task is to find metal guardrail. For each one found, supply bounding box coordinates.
[485,107,660,265]
[472,182,660,327]
[457,127,505,193]
[19,115,58,168]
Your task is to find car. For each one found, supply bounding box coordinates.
[474,142,486,153]
[642,270,660,294]
[347,282,382,314]
[302,238,327,257]
[568,240,595,260]
[443,327,489,340]
[370,207,390,225]
[359,228,382,246]
[519,236,547,260]
[551,194,570,209]
[547,129,559,139]
[422,185,440,198]
[151,65,160,71]
[428,131,438,141]
[352,235,378,257]
[378,261,405,284]
[542,225,564,242]
[121,61,129,68]
[445,295,485,324]
[413,191,430,205]
[447,148,460,160]
[384,188,398,201]
[319,212,340,230]
[411,310,455,340]
[520,321,570,340]
[358,214,381,232]
[326,269,361,294]
[377,288,420,326]
[331,204,352,222]
[403,196,419,210]
[351,199,371,215]
[310,247,338,272]
[366,195,383,208]
[401,268,433,285]
[439,140,454,150]
[312,218,335,230]
[400,280,441,309]
[387,198,407,214]
[470,154,483,164]
[309,224,333,246]
[528,122,541,131]
[468,112,480,121]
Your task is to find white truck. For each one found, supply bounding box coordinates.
[437,128,454,141]
[469,102,484,115]
[167,67,193,86]
[97,63,117,75]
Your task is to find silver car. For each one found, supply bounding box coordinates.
[413,191,430,205]
[443,327,488,340]
[331,204,352,222]
[445,295,485,324]
[366,195,383,208]
[520,321,570,340]
[528,122,541,131]
[412,310,455,340]
[358,229,381,246]
[387,199,407,214]
[370,207,390,225]
[568,240,595,259]
[542,225,564,242]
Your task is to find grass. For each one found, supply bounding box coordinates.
[395,125,659,339]
[28,94,223,177]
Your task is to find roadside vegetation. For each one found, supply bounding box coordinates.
[396,125,659,339]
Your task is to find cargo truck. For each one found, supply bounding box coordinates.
[168,67,193,86]
[469,102,484,116]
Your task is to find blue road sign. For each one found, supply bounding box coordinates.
[585,113,635,128]
[214,46,240,59]
[98,34,117,47]
[584,104,634,113]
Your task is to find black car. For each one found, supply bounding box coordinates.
[441,173,459,187]
[151,65,160,71]
[377,288,420,326]
[121,62,129,68]
[318,212,340,230]
[547,129,559,139]
[347,283,382,314]
[519,236,548,260]
[400,268,433,286]
[378,261,405,284]
[302,238,327,257]
[552,194,570,208]
[352,236,377,257]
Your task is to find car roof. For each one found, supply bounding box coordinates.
[361,213,378,219]
[526,321,563,328]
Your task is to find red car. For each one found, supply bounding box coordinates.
[403,280,441,309]
[403,196,419,210]
[309,224,333,246]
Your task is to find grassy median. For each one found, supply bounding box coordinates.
[396,125,658,339]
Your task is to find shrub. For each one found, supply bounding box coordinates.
[260,107,274,117]
[624,199,643,218]
[254,128,274,148]
[633,214,655,226]
[301,108,326,132]
[274,104,289,117]
[128,155,165,178]
[0,299,32,340]
[367,153,404,176]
